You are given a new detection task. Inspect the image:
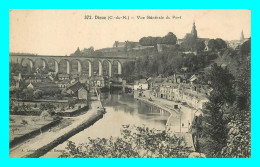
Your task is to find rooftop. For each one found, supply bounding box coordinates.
[66,81,84,93]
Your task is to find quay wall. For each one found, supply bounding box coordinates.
[24,111,104,158]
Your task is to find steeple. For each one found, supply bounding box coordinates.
[191,21,197,38]
[240,29,245,41]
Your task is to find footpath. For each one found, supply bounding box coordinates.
[10,99,104,158]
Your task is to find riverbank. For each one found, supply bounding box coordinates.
[9,99,105,158]
[134,90,197,132]
[134,90,196,150]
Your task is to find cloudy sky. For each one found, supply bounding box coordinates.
[10,10,251,55]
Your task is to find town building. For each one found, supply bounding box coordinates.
[57,80,69,89]
[147,74,166,90]
[23,74,42,83]
[134,79,148,90]
[27,83,34,89]
[189,74,198,85]
[154,78,211,111]
[66,81,85,95]
[78,87,88,100]
[91,76,105,87]
[57,73,70,80]
[177,22,210,52]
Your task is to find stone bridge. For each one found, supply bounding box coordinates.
[10,54,136,77]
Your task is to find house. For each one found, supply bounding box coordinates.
[152,86,160,97]
[158,82,178,100]
[175,74,187,83]
[79,75,90,84]
[181,67,188,72]
[91,76,105,87]
[23,74,42,83]
[27,83,34,89]
[147,75,166,90]
[66,81,85,95]
[57,80,69,89]
[78,87,88,100]
[134,79,148,90]
[190,74,198,84]
[57,73,70,80]
[198,99,209,110]
[156,81,210,111]
[177,84,209,110]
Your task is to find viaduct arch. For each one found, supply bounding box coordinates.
[10,54,135,78]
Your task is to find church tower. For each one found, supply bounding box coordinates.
[240,30,245,42]
[191,21,198,38]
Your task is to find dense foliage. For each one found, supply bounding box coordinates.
[200,63,235,156]
[121,51,218,82]
[60,125,192,158]
[139,32,177,46]
[193,39,251,158]
[207,38,227,51]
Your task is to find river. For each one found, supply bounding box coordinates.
[42,91,170,157]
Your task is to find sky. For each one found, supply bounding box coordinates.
[10,10,251,56]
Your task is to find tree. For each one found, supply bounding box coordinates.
[221,54,251,158]
[13,106,19,113]
[221,106,250,157]
[215,38,227,49]
[22,88,34,100]
[82,47,94,56]
[201,63,235,157]
[60,106,65,112]
[41,110,51,120]
[208,39,217,51]
[206,64,235,104]
[240,38,251,56]
[21,120,28,126]
[40,102,56,115]
[10,62,28,74]
[74,47,81,57]
[33,89,43,99]
[235,59,251,111]
[139,36,161,46]
[161,32,177,45]
[208,38,227,51]
[9,99,15,111]
[68,99,77,109]
[196,40,206,52]
[60,125,192,158]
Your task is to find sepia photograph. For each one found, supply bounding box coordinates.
[9,10,251,158]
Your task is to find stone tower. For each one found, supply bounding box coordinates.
[240,30,245,42]
[191,21,198,38]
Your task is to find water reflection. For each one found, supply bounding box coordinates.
[42,91,170,157]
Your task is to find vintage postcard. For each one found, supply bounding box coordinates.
[9,10,251,158]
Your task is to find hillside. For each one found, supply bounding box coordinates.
[211,39,250,78]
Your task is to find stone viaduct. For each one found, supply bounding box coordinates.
[10,54,136,77]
